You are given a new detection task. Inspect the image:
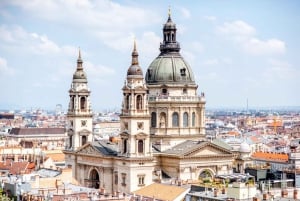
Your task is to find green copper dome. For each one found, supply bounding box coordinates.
[146,55,195,84]
[145,13,195,85]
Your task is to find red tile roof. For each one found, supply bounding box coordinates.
[251,151,288,162]
[0,160,35,174]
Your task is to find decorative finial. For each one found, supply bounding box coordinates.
[78,47,81,59]
[133,37,137,52]
[131,39,138,65]
[168,6,171,18]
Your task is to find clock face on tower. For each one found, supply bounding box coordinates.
[81,120,87,127]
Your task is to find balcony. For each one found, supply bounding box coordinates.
[148,95,205,103]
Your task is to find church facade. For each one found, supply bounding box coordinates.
[64,13,234,194]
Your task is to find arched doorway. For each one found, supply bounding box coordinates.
[199,169,213,183]
[89,169,100,189]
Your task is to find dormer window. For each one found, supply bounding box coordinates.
[180,68,186,76]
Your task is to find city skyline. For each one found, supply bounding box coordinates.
[0,0,299,111]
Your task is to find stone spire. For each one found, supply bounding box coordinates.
[131,39,139,65]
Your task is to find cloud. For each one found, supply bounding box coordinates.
[244,38,286,55]
[203,58,232,66]
[217,20,286,55]
[203,59,219,66]
[204,16,217,21]
[217,20,256,36]
[179,7,191,19]
[85,61,115,79]
[0,25,62,55]
[0,57,15,76]
[4,0,160,50]
[264,59,298,80]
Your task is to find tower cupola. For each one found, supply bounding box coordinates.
[127,40,143,78]
[159,9,180,55]
[72,49,87,83]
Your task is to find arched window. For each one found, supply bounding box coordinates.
[159,112,166,128]
[172,112,179,127]
[192,112,196,127]
[80,97,86,110]
[82,136,87,146]
[138,140,144,154]
[151,112,157,128]
[70,96,75,109]
[69,136,73,149]
[136,95,142,110]
[162,88,168,95]
[125,95,130,110]
[123,139,127,154]
[183,112,188,127]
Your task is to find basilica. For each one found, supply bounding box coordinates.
[63,13,235,194]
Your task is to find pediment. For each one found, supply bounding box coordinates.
[76,143,102,156]
[79,129,91,135]
[184,142,233,158]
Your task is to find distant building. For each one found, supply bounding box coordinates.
[8,127,66,149]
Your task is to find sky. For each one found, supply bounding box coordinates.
[0,0,299,111]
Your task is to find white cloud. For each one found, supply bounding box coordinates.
[0,57,15,76]
[217,20,256,36]
[244,38,286,55]
[217,20,286,55]
[179,7,191,19]
[264,59,298,80]
[85,61,115,79]
[204,16,217,21]
[203,59,219,66]
[5,0,159,32]
[203,58,232,66]
[0,25,61,55]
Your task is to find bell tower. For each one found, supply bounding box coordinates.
[119,41,151,157]
[66,50,93,151]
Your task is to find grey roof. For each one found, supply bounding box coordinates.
[35,168,61,178]
[162,140,233,157]
[10,127,65,135]
[163,140,206,155]
[212,138,233,151]
[91,140,118,156]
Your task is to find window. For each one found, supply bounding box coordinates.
[172,112,179,127]
[162,88,168,95]
[80,97,86,110]
[138,140,144,154]
[69,136,73,149]
[70,96,75,109]
[138,174,145,186]
[151,112,157,128]
[123,139,127,154]
[183,112,188,127]
[125,95,130,110]
[114,173,118,185]
[121,173,126,186]
[192,112,196,127]
[180,68,186,76]
[81,136,87,146]
[183,88,187,94]
[136,95,142,110]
